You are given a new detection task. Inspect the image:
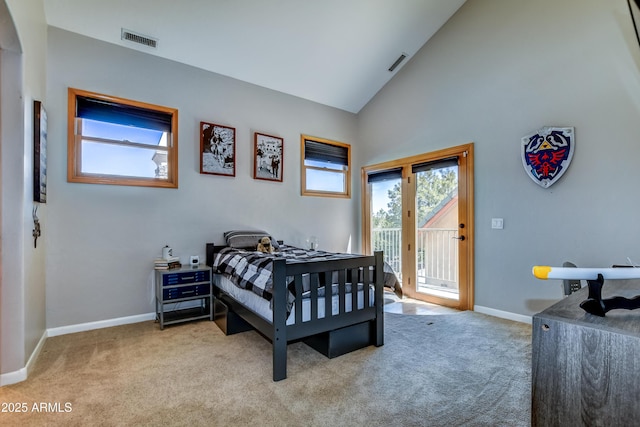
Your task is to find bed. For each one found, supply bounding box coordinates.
[205,232,387,381]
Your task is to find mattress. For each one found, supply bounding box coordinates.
[214,274,375,326]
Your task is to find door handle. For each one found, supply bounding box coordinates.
[453,235,465,241]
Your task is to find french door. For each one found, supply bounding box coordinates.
[362,144,474,310]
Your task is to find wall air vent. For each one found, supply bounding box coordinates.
[121,28,158,49]
[388,53,407,72]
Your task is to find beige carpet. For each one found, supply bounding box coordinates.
[0,311,531,426]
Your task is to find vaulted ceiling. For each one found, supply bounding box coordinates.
[43,0,467,113]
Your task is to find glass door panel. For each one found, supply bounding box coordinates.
[370,175,403,282]
[414,162,459,300]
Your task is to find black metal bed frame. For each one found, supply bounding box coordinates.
[205,243,384,381]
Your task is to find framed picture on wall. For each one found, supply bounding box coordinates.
[253,132,283,182]
[33,100,47,203]
[629,0,640,49]
[200,122,236,177]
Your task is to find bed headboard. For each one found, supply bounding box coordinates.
[206,243,228,267]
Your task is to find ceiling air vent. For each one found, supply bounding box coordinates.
[388,53,407,72]
[121,28,158,49]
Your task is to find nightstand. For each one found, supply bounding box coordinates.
[155,265,213,329]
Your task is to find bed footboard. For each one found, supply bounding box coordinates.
[206,243,384,382]
[271,251,384,381]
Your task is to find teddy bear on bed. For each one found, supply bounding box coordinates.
[257,236,276,254]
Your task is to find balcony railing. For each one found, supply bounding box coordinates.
[372,227,458,294]
[372,228,403,278]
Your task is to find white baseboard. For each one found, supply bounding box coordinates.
[0,330,47,386]
[26,330,48,376]
[0,367,27,386]
[474,305,532,324]
[47,312,156,337]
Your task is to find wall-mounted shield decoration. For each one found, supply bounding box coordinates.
[521,127,574,188]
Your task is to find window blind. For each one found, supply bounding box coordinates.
[76,96,172,132]
[304,139,348,165]
[367,167,403,183]
[411,157,458,174]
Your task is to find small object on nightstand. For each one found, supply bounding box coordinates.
[306,235,319,250]
[154,256,181,270]
[190,255,199,267]
[162,245,173,259]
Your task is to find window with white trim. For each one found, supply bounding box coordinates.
[67,88,178,188]
[300,135,351,198]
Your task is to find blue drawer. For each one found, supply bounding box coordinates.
[163,284,210,300]
[162,270,211,286]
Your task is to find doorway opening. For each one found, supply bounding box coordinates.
[362,143,474,310]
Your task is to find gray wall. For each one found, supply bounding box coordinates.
[1,0,47,379]
[357,0,640,315]
[46,28,359,328]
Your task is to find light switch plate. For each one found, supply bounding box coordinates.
[491,218,504,229]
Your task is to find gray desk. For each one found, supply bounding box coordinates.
[532,279,640,426]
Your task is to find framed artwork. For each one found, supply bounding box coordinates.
[200,121,236,176]
[253,132,283,182]
[629,0,640,49]
[33,100,47,203]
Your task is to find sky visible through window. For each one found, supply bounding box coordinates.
[372,179,396,212]
[304,158,347,192]
[81,119,165,178]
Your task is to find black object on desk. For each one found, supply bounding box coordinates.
[580,273,640,316]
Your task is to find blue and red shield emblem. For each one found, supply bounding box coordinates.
[521,127,574,188]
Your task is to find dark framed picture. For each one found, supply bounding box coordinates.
[33,100,47,203]
[200,122,236,176]
[253,132,283,182]
[629,0,640,49]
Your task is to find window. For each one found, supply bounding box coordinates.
[67,88,178,188]
[301,134,351,197]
